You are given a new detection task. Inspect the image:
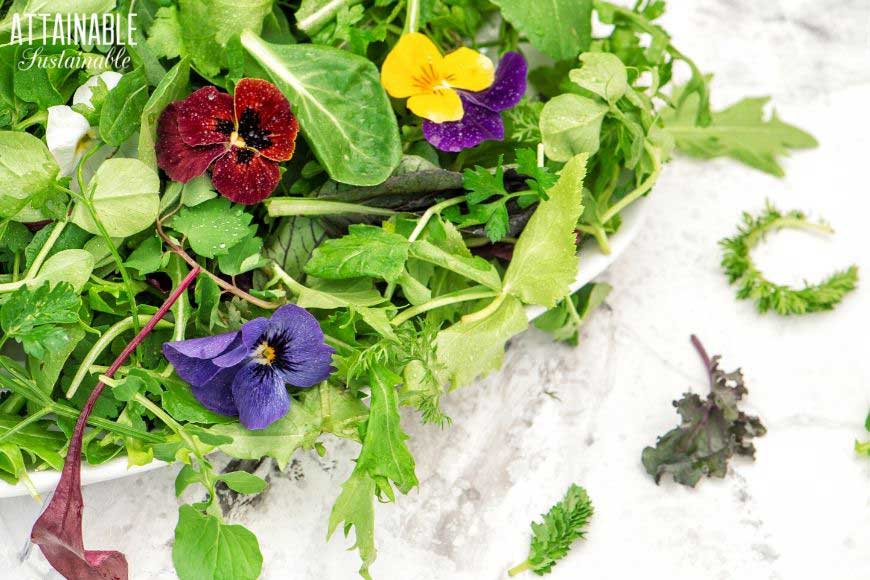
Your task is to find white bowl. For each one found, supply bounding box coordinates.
[0,197,649,499]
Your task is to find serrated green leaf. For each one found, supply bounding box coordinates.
[305,224,410,283]
[171,197,253,259]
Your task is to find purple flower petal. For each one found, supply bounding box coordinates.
[190,365,241,417]
[268,305,335,387]
[162,331,240,387]
[423,99,505,152]
[212,317,270,368]
[465,51,527,113]
[231,362,290,429]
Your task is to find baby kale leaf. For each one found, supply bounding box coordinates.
[720,202,858,315]
[0,282,80,357]
[509,484,594,576]
[642,336,766,487]
[662,90,817,177]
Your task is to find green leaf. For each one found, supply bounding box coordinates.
[210,384,367,469]
[305,224,410,283]
[72,158,160,238]
[540,95,608,162]
[241,31,402,186]
[662,93,817,177]
[28,249,94,292]
[161,377,235,425]
[356,363,418,495]
[217,471,268,494]
[504,154,587,307]
[490,0,592,60]
[568,52,628,104]
[1,282,80,358]
[139,58,190,170]
[175,464,201,497]
[173,505,263,580]
[99,67,149,147]
[0,131,60,222]
[435,295,528,389]
[31,325,84,394]
[125,236,166,276]
[217,236,267,276]
[533,282,611,346]
[408,240,501,291]
[463,162,508,205]
[171,197,253,259]
[514,148,557,200]
[0,417,64,470]
[328,470,377,580]
[262,216,326,283]
[511,484,594,576]
[181,175,217,207]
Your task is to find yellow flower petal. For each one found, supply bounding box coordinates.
[407,90,463,123]
[440,47,494,92]
[381,32,444,98]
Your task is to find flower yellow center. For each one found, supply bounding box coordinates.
[230,130,246,148]
[253,341,276,365]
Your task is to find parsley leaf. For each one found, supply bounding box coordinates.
[509,484,594,576]
[515,148,556,202]
[642,336,766,487]
[0,282,80,357]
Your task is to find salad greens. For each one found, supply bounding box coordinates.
[0,0,817,578]
[720,202,858,315]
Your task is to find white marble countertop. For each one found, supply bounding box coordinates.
[3,1,870,578]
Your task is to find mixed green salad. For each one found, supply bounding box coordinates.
[0,0,816,578]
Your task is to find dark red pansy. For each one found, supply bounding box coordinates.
[156,78,298,205]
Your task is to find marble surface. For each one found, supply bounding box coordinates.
[3,1,870,578]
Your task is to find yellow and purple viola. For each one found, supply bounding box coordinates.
[162,305,334,430]
[381,33,527,152]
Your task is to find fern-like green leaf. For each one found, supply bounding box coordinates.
[509,484,594,576]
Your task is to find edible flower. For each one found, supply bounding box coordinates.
[46,71,122,176]
[156,78,298,205]
[381,33,527,152]
[162,305,334,429]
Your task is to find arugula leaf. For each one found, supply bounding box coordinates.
[642,336,766,487]
[328,470,377,579]
[305,224,410,283]
[173,505,262,580]
[0,282,80,357]
[533,283,611,345]
[240,32,402,186]
[662,92,817,177]
[504,154,587,307]
[490,0,592,60]
[509,484,594,576]
[217,471,267,494]
[171,197,253,259]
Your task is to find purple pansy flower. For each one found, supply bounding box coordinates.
[162,304,334,429]
[423,52,528,152]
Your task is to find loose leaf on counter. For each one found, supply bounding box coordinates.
[172,505,262,580]
[642,336,766,487]
[504,153,587,307]
[305,224,410,283]
[509,484,594,576]
[71,158,161,238]
[240,31,402,186]
[540,95,608,161]
[661,91,817,177]
[490,0,592,60]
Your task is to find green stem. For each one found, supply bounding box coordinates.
[600,142,661,224]
[162,256,190,377]
[404,0,421,33]
[66,315,173,399]
[461,290,507,324]
[391,287,498,326]
[576,224,612,255]
[25,219,67,279]
[13,110,47,131]
[132,393,204,457]
[0,408,51,444]
[264,197,398,217]
[745,217,833,248]
[508,560,532,576]
[296,0,363,34]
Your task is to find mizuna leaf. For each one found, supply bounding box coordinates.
[240,31,402,186]
[504,153,587,308]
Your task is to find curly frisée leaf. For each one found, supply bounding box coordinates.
[240,31,402,186]
[504,153,587,307]
[641,336,766,487]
